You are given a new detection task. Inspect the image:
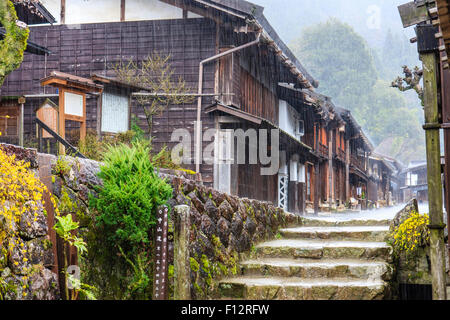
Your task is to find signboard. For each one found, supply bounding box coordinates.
[153,206,169,300]
[398,1,429,28]
[64,92,84,118]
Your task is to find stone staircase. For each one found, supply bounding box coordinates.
[218,215,394,300]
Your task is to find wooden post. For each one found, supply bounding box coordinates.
[422,52,447,300]
[345,139,350,203]
[120,0,126,22]
[441,63,450,272]
[80,94,86,142]
[314,162,320,215]
[38,125,43,153]
[96,92,102,137]
[58,88,66,155]
[60,0,66,24]
[19,102,24,147]
[328,129,333,205]
[174,205,190,300]
[314,123,320,215]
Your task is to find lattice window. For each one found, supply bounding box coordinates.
[0,106,19,137]
[278,173,289,210]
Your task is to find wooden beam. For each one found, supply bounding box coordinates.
[41,78,67,87]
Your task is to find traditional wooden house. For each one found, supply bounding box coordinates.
[336,107,374,210]
[304,95,348,212]
[399,161,429,204]
[367,153,397,208]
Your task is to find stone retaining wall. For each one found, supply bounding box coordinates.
[1,144,302,299]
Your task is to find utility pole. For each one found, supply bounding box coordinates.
[422,51,447,300]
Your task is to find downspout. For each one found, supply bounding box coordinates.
[195,33,261,173]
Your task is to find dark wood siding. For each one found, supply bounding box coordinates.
[240,68,278,124]
[0,18,217,184]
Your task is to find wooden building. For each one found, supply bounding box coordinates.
[398,161,429,204]
[0,0,396,215]
[367,154,397,208]
[334,107,374,210]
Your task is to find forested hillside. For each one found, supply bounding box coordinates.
[253,0,425,165]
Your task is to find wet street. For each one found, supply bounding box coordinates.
[307,203,430,223]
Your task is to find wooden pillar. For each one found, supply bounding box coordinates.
[345,139,350,202]
[328,129,334,205]
[120,0,126,22]
[60,0,66,24]
[96,92,102,137]
[314,162,320,215]
[313,123,320,215]
[58,88,66,155]
[18,97,25,147]
[288,180,298,215]
[80,94,86,142]
[422,52,447,300]
[441,64,450,272]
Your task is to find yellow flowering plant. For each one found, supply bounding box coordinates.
[0,148,57,242]
[0,145,58,299]
[391,211,430,257]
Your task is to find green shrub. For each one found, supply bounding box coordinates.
[90,140,173,248]
[79,128,183,171]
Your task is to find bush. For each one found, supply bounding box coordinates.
[90,140,173,248]
[79,129,182,171]
[78,129,136,162]
[390,211,430,257]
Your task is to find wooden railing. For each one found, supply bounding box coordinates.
[36,118,86,159]
[351,154,366,172]
[318,143,329,157]
[337,148,346,161]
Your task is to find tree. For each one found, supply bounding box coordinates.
[113,53,194,135]
[290,19,426,164]
[0,1,29,86]
[290,18,377,112]
[391,65,424,105]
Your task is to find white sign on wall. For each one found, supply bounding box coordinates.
[64,92,83,117]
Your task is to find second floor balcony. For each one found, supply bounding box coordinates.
[318,143,329,158]
[351,154,366,172]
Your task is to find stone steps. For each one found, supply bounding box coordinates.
[239,258,393,281]
[302,217,391,227]
[280,226,390,242]
[218,276,389,300]
[218,215,394,300]
[251,239,392,261]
